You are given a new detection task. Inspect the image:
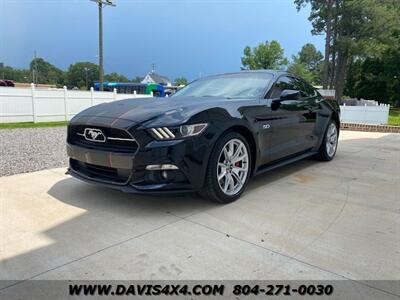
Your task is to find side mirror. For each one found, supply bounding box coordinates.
[271,90,301,110]
[280,89,301,100]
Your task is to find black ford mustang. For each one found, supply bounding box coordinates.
[67,71,340,203]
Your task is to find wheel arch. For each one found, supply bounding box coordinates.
[332,111,340,133]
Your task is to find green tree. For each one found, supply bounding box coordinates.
[297,43,323,72]
[296,0,400,102]
[66,62,99,89]
[241,40,288,70]
[174,77,188,86]
[289,43,324,84]
[104,72,129,82]
[131,76,144,83]
[2,66,31,83]
[294,0,334,88]
[30,58,65,85]
[345,48,400,106]
[288,60,315,83]
[333,0,399,102]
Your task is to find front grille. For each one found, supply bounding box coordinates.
[68,125,138,153]
[70,159,130,184]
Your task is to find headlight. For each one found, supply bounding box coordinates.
[149,123,208,140]
[179,123,208,137]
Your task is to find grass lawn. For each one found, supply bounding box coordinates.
[0,121,68,129]
[388,108,400,126]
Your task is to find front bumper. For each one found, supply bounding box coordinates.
[66,167,197,194]
[66,132,212,194]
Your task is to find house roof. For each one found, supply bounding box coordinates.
[149,73,171,84]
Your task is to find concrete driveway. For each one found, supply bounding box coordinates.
[1,131,399,294]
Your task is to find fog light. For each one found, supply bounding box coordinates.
[146,164,178,170]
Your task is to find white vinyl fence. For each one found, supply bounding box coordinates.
[0,84,152,123]
[340,103,390,125]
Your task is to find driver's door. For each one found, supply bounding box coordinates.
[254,76,299,165]
[266,76,312,162]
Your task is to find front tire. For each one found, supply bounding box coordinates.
[316,120,338,161]
[201,132,251,203]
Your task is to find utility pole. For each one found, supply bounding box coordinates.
[84,67,89,89]
[90,0,116,91]
[0,62,4,80]
[32,50,38,85]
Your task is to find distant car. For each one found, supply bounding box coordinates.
[4,80,15,87]
[0,80,15,87]
[67,71,340,203]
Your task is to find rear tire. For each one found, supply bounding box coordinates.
[316,120,338,161]
[201,132,251,203]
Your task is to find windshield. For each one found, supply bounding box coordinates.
[172,73,273,99]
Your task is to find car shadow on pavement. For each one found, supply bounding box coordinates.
[47,177,214,218]
[46,157,319,217]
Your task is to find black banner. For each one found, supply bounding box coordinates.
[0,280,399,299]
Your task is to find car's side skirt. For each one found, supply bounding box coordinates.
[253,149,317,177]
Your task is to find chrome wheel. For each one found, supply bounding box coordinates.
[217,139,249,196]
[326,123,338,157]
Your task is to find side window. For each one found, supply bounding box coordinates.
[269,76,296,99]
[292,78,309,98]
[301,80,317,97]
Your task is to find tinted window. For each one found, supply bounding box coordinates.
[292,78,309,98]
[269,76,315,99]
[300,80,317,97]
[269,76,296,99]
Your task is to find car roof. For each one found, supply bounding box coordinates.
[208,70,288,78]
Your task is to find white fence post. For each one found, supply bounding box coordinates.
[341,103,346,123]
[363,104,367,124]
[90,87,94,106]
[63,86,68,121]
[150,91,154,97]
[113,88,117,101]
[133,90,137,98]
[31,83,37,123]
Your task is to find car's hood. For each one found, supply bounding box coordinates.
[73,96,239,127]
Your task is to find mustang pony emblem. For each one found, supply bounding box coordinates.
[84,128,106,142]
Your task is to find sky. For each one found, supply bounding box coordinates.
[0,0,324,81]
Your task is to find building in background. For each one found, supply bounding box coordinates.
[141,72,172,86]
